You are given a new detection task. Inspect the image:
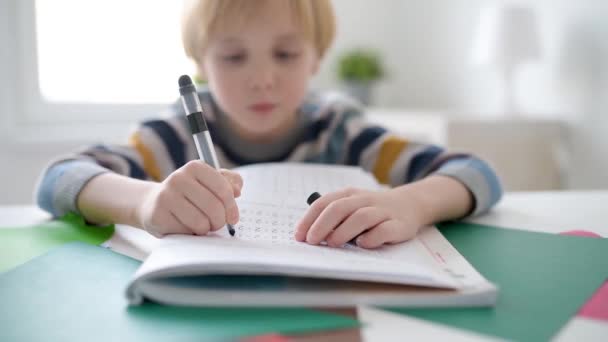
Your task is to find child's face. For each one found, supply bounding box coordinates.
[200,1,320,140]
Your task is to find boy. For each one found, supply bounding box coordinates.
[36,0,502,249]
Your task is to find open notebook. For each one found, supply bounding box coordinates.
[126,163,498,307]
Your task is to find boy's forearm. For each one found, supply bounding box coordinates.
[393,175,474,225]
[76,172,155,228]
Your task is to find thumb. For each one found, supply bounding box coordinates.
[220,169,243,197]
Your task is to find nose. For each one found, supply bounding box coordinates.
[248,60,276,92]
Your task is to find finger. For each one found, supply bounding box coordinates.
[186,162,239,224]
[294,188,355,242]
[356,220,414,249]
[146,212,191,238]
[305,195,372,245]
[220,169,243,197]
[325,207,389,247]
[180,178,227,231]
[166,213,192,234]
[170,193,212,236]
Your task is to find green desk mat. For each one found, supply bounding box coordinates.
[0,213,114,272]
[389,222,608,342]
[0,242,358,341]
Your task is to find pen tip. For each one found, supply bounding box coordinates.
[228,225,236,237]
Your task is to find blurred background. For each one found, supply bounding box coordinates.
[0,0,606,205]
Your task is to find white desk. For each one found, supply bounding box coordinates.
[1,191,606,341]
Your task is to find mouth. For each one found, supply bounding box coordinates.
[249,102,277,114]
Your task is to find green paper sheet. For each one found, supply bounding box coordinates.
[389,222,608,342]
[0,212,114,272]
[0,242,358,341]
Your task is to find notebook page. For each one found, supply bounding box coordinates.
[132,164,463,288]
[226,164,441,269]
[147,221,459,289]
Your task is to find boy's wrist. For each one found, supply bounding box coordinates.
[77,172,157,228]
[391,175,474,225]
[389,183,435,227]
[127,180,159,229]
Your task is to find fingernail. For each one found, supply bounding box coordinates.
[295,230,305,241]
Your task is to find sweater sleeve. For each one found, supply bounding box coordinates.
[35,114,194,218]
[326,103,503,217]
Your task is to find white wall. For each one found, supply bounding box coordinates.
[1,0,607,205]
[315,0,608,189]
[542,1,608,189]
[315,0,486,109]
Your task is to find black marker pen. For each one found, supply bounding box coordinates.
[306,191,360,246]
[179,75,236,236]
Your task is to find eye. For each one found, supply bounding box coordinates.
[223,53,246,63]
[275,50,300,62]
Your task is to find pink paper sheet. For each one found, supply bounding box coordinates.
[560,230,608,322]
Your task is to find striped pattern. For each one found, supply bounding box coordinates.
[129,132,162,181]
[142,120,187,169]
[373,136,409,184]
[36,90,503,218]
[405,145,444,183]
[347,126,386,166]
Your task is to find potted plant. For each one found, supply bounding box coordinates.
[337,49,384,105]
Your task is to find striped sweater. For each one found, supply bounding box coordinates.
[36,90,502,218]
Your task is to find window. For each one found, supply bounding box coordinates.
[18,0,194,126]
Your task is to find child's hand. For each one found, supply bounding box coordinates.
[294,187,427,249]
[135,161,243,238]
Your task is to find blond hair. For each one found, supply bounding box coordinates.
[182,0,336,63]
